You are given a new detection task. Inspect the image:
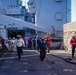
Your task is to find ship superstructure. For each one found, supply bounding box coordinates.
[28,0,71,37]
[0,0,50,39]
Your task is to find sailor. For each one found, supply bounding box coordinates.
[39,38,47,61]
[16,35,25,60]
[70,36,76,58]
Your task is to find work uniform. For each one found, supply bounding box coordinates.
[46,38,51,53]
[16,38,25,59]
[70,37,76,58]
[39,38,47,61]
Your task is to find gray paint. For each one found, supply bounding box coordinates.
[28,0,71,37]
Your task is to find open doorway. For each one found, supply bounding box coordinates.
[8,30,25,38]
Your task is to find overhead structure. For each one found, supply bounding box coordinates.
[0,14,50,34]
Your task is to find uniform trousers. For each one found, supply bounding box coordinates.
[40,47,46,60]
[72,45,76,58]
[17,46,23,59]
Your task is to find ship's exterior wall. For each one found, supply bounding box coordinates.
[28,0,71,37]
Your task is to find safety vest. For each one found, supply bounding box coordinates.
[70,38,76,46]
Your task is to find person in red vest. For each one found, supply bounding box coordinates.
[44,34,52,53]
[70,36,76,58]
[0,36,7,52]
[46,38,52,53]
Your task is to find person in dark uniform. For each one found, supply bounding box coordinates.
[36,36,40,52]
[32,36,36,49]
[39,38,47,61]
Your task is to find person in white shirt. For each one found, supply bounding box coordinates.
[11,37,17,51]
[8,37,13,51]
[16,35,25,60]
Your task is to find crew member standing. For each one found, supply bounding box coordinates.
[70,36,76,58]
[0,36,6,52]
[46,38,51,53]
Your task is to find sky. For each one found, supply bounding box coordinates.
[22,0,29,8]
[22,0,76,22]
[71,0,76,22]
